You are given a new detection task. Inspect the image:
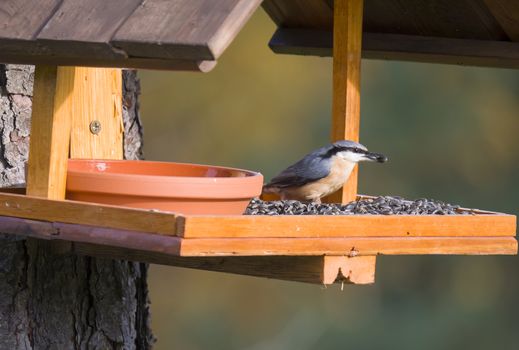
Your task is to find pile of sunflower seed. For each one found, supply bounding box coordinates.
[245,196,471,216]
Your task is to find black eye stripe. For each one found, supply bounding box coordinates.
[349,147,366,154]
[329,145,367,157]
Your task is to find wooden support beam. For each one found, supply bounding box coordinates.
[483,0,519,41]
[0,192,178,235]
[0,213,514,257]
[27,66,75,199]
[323,256,375,284]
[72,246,376,285]
[74,246,337,284]
[27,66,125,254]
[179,236,518,256]
[323,2,373,283]
[268,29,519,69]
[325,0,364,204]
[69,67,123,159]
[27,66,123,200]
[0,53,217,72]
[178,213,516,238]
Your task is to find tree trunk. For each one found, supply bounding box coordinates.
[0,65,153,349]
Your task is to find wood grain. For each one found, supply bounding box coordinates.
[363,32,519,68]
[263,0,507,40]
[261,0,333,29]
[206,0,262,59]
[69,68,123,160]
[38,0,141,42]
[27,66,75,200]
[112,0,263,60]
[36,0,142,59]
[0,52,217,72]
[0,215,182,254]
[0,215,374,285]
[268,29,519,69]
[0,192,178,235]
[269,28,333,56]
[0,215,513,280]
[0,0,255,69]
[1,190,514,241]
[179,213,516,238]
[323,255,376,284]
[179,236,518,256]
[0,0,62,39]
[483,0,519,41]
[362,0,507,41]
[27,66,124,200]
[324,0,364,204]
[73,245,334,284]
[0,0,516,69]
[73,244,376,285]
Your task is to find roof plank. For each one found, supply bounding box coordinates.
[262,0,333,29]
[263,0,509,41]
[36,0,142,59]
[0,46,217,72]
[483,0,519,41]
[38,0,142,42]
[112,0,262,60]
[0,0,517,69]
[0,0,259,70]
[0,0,62,39]
[269,28,519,69]
[363,0,508,41]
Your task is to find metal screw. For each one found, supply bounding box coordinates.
[89,120,102,135]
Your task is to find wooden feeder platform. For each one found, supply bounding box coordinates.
[0,191,515,284]
[0,0,517,285]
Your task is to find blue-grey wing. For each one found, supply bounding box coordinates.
[265,152,331,189]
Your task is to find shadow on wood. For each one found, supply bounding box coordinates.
[72,242,376,285]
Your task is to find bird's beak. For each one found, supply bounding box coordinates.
[364,152,388,163]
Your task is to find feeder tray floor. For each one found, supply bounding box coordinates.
[0,191,515,284]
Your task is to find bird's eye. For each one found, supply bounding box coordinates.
[353,148,360,153]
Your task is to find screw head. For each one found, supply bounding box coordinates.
[89,120,102,135]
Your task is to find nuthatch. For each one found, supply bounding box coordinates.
[263,140,388,203]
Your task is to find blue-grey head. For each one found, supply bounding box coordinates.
[326,140,388,163]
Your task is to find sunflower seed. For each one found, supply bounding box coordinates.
[245,196,472,216]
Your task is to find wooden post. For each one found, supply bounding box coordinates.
[325,0,364,204]
[70,68,123,159]
[27,66,75,199]
[27,67,123,199]
[324,0,375,281]
[26,66,123,256]
[71,246,378,285]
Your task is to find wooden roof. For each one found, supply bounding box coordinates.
[1,0,517,71]
[0,0,261,72]
[263,0,519,69]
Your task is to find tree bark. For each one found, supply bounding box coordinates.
[0,65,153,349]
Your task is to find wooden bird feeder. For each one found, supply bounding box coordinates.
[0,0,517,286]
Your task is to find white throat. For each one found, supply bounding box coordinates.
[329,155,356,185]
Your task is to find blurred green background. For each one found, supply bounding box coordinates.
[139,8,519,350]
